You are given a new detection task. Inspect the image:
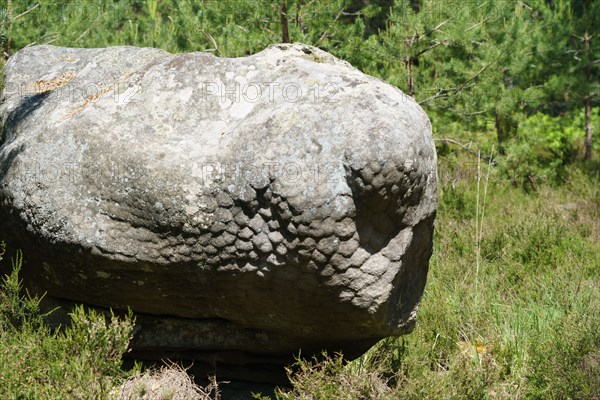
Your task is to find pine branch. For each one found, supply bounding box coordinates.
[434,138,495,163]
[13,2,39,21]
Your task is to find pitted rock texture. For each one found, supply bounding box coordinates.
[0,43,437,361]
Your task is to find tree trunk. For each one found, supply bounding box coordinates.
[495,113,506,155]
[279,1,290,43]
[407,57,414,97]
[410,0,421,13]
[584,95,592,160]
[495,112,518,156]
[3,0,12,59]
[405,36,415,97]
[583,30,592,160]
[295,0,306,33]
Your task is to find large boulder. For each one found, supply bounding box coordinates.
[0,43,437,369]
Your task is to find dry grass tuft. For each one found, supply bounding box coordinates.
[116,363,223,400]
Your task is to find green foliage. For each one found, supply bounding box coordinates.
[66,305,136,381]
[535,0,600,109]
[0,250,44,331]
[0,250,137,399]
[498,109,599,188]
[0,7,8,50]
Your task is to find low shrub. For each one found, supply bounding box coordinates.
[259,352,394,400]
[0,249,136,399]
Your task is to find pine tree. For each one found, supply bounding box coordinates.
[534,0,600,160]
[366,1,541,152]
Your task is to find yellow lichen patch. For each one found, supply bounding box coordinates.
[65,84,115,119]
[26,71,76,94]
[81,85,115,108]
